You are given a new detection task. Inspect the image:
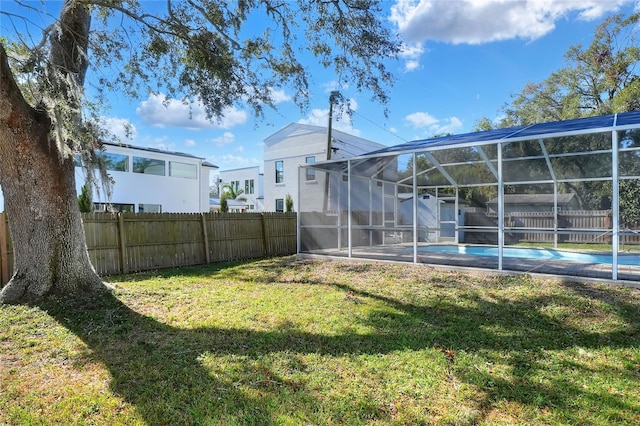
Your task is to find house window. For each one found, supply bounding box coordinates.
[97,152,129,172]
[245,179,254,194]
[139,203,162,213]
[169,162,197,179]
[275,160,284,183]
[275,198,284,212]
[133,157,165,176]
[305,156,316,181]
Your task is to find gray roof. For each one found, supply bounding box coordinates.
[102,141,218,168]
[202,161,219,168]
[487,193,575,205]
[263,122,385,151]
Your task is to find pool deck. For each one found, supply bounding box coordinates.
[301,243,640,286]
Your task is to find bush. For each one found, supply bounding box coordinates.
[285,194,294,212]
[78,184,93,213]
[220,195,229,213]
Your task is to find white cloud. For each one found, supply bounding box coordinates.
[210,132,235,147]
[298,108,330,127]
[405,112,440,128]
[141,135,168,144]
[269,88,292,104]
[208,154,262,169]
[138,135,177,151]
[435,116,464,135]
[184,139,196,147]
[99,116,136,141]
[298,101,362,137]
[390,0,632,45]
[136,93,247,130]
[399,43,425,72]
[242,86,292,105]
[405,112,463,136]
[404,59,422,72]
[150,142,177,151]
[323,80,349,93]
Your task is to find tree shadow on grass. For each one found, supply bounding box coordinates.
[38,261,640,425]
[40,293,270,424]
[100,259,250,284]
[236,259,640,423]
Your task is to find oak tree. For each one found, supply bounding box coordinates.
[498,14,640,126]
[475,13,640,216]
[0,0,399,303]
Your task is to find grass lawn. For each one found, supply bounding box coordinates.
[1,256,639,425]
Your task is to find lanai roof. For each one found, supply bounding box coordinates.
[366,111,640,157]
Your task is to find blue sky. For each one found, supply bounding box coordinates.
[2,0,640,181]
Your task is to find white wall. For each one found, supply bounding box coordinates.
[76,144,212,213]
[200,166,215,211]
[219,166,264,212]
[264,126,324,211]
[0,145,213,214]
[265,153,321,212]
[263,123,386,212]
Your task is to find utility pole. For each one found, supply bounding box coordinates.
[323,91,339,212]
[326,91,338,160]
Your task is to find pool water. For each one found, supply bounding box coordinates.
[416,245,640,266]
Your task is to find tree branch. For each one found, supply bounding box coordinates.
[0,43,49,128]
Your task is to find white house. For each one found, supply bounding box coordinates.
[208,197,250,212]
[218,166,264,212]
[0,142,218,213]
[262,123,386,212]
[0,142,217,213]
[75,141,217,213]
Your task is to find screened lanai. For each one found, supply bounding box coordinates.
[297,111,640,283]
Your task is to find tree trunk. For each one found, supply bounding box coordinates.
[0,5,110,304]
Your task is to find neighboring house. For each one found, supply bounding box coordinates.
[208,198,249,213]
[486,193,579,214]
[218,166,264,212]
[75,141,218,213]
[263,123,386,212]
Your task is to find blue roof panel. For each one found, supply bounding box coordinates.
[510,114,615,139]
[366,125,529,155]
[366,111,640,157]
[617,110,640,127]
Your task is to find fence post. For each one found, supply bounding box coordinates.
[261,213,269,256]
[201,212,211,264]
[0,212,8,285]
[117,213,129,274]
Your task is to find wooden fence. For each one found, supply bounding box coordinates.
[505,210,612,243]
[0,212,297,286]
[467,210,640,245]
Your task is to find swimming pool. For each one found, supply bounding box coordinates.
[416,245,640,266]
